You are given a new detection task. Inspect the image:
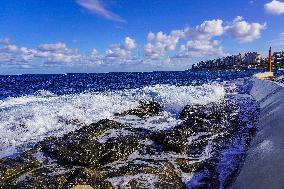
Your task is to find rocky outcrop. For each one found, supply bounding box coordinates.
[0,99,258,189]
[115,100,161,118]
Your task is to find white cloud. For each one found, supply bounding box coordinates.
[36,42,81,64]
[0,41,36,64]
[0,38,11,45]
[124,37,137,50]
[38,42,67,51]
[144,19,225,60]
[265,0,284,15]
[144,31,180,59]
[76,0,125,22]
[176,40,225,58]
[184,19,224,40]
[225,16,266,42]
[105,37,138,64]
[0,16,267,70]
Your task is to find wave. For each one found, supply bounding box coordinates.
[0,83,226,158]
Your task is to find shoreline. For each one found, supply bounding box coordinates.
[232,77,284,189]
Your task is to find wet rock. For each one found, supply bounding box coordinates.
[66,168,113,189]
[12,165,79,189]
[154,162,185,189]
[0,149,41,187]
[77,119,126,139]
[187,135,209,157]
[162,123,193,154]
[115,100,161,118]
[174,158,206,173]
[40,135,105,166]
[39,119,126,166]
[99,135,141,165]
[151,122,195,154]
[104,161,185,189]
[179,104,206,122]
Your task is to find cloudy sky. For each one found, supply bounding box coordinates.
[0,0,284,74]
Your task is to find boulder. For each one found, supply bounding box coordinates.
[39,119,126,166]
[115,100,161,118]
[99,135,141,165]
[103,161,185,189]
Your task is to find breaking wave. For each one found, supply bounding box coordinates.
[0,83,225,158]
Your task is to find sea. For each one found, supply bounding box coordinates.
[0,69,283,188]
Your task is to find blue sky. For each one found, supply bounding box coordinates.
[0,0,284,74]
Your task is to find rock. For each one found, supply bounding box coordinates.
[103,161,185,189]
[179,104,206,121]
[99,135,141,165]
[162,123,192,154]
[72,185,94,189]
[151,122,194,154]
[174,158,206,173]
[39,119,126,166]
[187,135,209,157]
[66,168,113,189]
[0,148,41,187]
[40,135,105,166]
[115,100,161,118]
[179,103,226,125]
[77,119,126,139]
[13,165,79,189]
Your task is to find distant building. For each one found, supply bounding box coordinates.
[273,51,284,68]
[242,52,261,66]
[192,52,262,70]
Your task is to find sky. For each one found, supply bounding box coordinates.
[0,0,284,74]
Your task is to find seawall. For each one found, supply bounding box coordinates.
[232,78,284,189]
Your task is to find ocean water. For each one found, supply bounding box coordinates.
[0,69,281,188]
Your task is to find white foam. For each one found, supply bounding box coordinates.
[0,83,225,158]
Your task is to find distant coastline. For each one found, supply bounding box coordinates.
[191,50,284,70]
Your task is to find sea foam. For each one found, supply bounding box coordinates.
[0,83,225,158]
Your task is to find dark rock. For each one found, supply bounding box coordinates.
[99,135,141,165]
[103,161,185,189]
[151,122,195,154]
[65,168,114,189]
[0,148,41,187]
[39,119,126,166]
[162,123,193,154]
[179,104,206,121]
[12,165,79,189]
[187,136,209,157]
[115,100,161,118]
[174,158,206,173]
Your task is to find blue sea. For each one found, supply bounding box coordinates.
[0,69,283,188]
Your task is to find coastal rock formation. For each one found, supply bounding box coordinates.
[115,100,161,118]
[0,99,259,189]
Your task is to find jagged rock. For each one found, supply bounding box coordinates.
[99,135,141,165]
[179,104,206,121]
[39,119,126,166]
[115,100,161,118]
[12,165,79,189]
[179,103,226,125]
[66,168,113,189]
[40,135,105,166]
[161,123,193,154]
[151,122,196,154]
[0,148,41,187]
[187,137,209,157]
[103,162,185,189]
[174,158,206,173]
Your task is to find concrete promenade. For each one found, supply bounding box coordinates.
[232,78,284,189]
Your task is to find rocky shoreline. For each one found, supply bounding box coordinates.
[0,96,259,188]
